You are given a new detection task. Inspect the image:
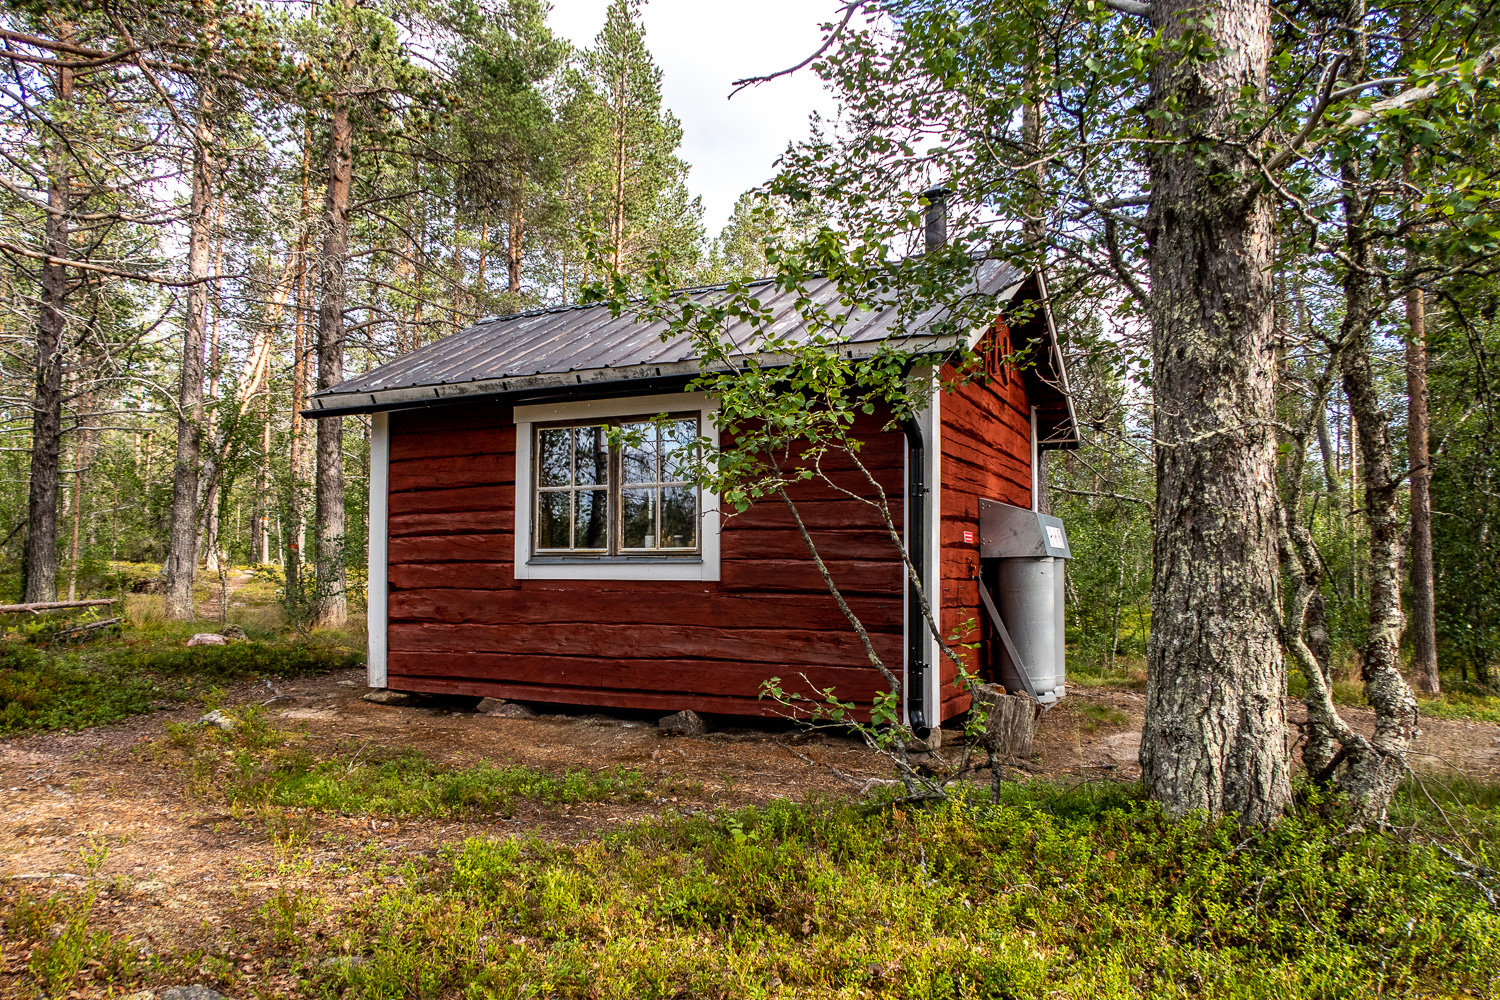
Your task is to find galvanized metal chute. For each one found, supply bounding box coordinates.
[976,499,1072,706]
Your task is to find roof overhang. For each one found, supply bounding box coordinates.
[303,331,983,418]
[303,269,1078,449]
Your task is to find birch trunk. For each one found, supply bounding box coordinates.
[1140,0,1291,824]
[23,56,72,603]
[313,99,352,628]
[163,112,214,620]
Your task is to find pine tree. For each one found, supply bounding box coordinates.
[583,0,699,277]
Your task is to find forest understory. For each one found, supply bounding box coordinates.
[0,572,1496,1000]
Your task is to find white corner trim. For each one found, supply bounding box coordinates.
[367,412,389,688]
[512,391,721,582]
[1030,406,1039,512]
[923,373,943,720]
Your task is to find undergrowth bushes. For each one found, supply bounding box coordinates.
[0,641,361,733]
[5,781,1495,998]
[308,783,1498,999]
[158,713,650,819]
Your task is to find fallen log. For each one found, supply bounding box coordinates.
[0,598,117,614]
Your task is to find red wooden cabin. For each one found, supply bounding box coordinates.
[307,263,1077,729]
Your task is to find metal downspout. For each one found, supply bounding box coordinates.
[901,416,931,739]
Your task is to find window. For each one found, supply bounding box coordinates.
[513,392,719,582]
[532,416,700,556]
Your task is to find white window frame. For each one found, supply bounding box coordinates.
[513,392,720,581]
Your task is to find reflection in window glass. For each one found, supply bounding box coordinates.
[621,488,655,549]
[538,428,570,487]
[537,491,571,549]
[575,426,607,486]
[661,485,697,549]
[620,422,657,484]
[575,489,607,548]
[661,419,696,481]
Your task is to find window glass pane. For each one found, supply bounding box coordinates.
[621,487,656,549]
[575,425,607,486]
[537,491,571,549]
[660,485,697,549]
[575,489,608,549]
[620,422,658,485]
[538,428,571,487]
[661,418,697,482]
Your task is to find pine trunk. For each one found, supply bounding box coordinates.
[1405,287,1438,694]
[508,178,525,295]
[1140,0,1291,824]
[1334,168,1419,820]
[313,100,352,628]
[289,127,314,569]
[163,121,214,620]
[23,59,72,604]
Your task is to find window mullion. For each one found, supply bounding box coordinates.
[608,429,619,557]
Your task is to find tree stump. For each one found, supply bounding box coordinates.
[973,684,1041,762]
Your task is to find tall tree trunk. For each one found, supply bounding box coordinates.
[1332,148,1419,821]
[1140,0,1291,824]
[202,212,225,574]
[162,112,214,620]
[66,399,85,601]
[1406,285,1438,695]
[289,127,314,569]
[313,99,352,628]
[508,177,525,295]
[23,54,73,603]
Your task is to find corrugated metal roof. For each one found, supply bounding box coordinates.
[309,262,1026,413]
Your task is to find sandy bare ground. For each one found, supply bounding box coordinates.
[0,671,1495,997]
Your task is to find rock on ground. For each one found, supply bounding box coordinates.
[476,697,508,713]
[161,987,232,1000]
[362,689,417,706]
[198,710,236,731]
[488,702,536,719]
[220,624,248,641]
[186,633,227,646]
[1102,731,1142,766]
[658,709,706,736]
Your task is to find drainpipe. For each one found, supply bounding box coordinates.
[900,186,949,739]
[902,415,930,739]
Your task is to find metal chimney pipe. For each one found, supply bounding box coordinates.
[922,186,950,254]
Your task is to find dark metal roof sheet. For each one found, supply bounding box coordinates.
[312,262,1025,408]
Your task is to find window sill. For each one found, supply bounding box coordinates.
[528,555,703,566]
[517,555,717,582]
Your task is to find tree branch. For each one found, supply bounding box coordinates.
[730,2,866,97]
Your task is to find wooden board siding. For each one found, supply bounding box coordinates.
[383,402,907,717]
[939,327,1036,716]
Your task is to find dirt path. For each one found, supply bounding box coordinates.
[0,672,1495,996]
[196,568,255,622]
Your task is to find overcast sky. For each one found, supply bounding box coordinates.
[547,0,844,237]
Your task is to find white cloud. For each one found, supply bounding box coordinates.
[547,0,843,236]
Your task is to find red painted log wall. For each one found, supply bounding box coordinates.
[938,324,1036,716]
[383,402,908,717]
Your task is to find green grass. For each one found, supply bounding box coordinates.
[5,781,1496,998]
[1075,702,1130,730]
[161,711,651,819]
[0,640,362,734]
[309,782,1500,999]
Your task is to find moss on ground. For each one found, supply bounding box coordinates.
[5,780,1495,999]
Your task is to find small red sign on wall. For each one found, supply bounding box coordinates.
[963,530,975,545]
